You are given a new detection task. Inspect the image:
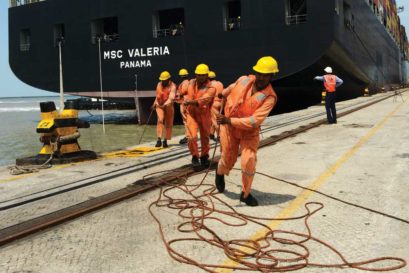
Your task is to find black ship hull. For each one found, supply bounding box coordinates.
[9,0,408,119]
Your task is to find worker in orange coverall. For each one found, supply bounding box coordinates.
[215,56,279,206]
[175,68,190,145]
[184,64,216,167]
[209,71,224,141]
[154,71,176,148]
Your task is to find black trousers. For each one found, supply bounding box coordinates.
[325,92,337,123]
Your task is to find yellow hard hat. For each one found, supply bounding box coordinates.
[208,71,216,79]
[253,56,279,74]
[178,68,189,76]
[195,64,210,75]
[159,71,171,81]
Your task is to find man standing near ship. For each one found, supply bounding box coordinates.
[184,64,216,167]
[215,56,279,206]
[209,71,224,141]
[175,68,190,145]
[314,67,343,124]
[154,71,176,148]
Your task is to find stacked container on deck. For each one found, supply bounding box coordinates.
[368,0,408,60]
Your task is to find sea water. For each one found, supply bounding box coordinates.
[0,96,184,166]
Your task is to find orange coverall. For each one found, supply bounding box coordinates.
[186,79,216,158]
[210,80,224,136]
[155,81,176,140]
[176,79,190,137]
[217,75,277,195]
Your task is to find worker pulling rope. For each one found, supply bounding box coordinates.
[146,76,406,271]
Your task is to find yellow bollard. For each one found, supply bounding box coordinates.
[16,100,96,166]
[37,100,90,157]
[364,88,369,97]
[37,102,58,155]
[54,102,82,155]
[321,90,326,105]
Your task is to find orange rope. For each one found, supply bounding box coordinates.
[146,166,406,272]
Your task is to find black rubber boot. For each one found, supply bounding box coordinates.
[200,155,210,167]
[162,140,168,148]
[192,156,200,167]
[179,137,188,144]
[240,192,258,207]
[155,139,162,147]
[215,173,225,193]
[209,134,216,141]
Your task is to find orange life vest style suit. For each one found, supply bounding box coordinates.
[155,81,176,140]
[217,75,277,195]
[186,79,216,158]
[323,75,337,92]
[210,80,224,136]
[176,79,190,135]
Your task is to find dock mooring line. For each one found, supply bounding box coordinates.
[261,173,409,225]
[148,169,406,272]
[148,95,407,272]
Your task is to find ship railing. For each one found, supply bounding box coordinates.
[286,14,307,25]
[153,26,184,38]
[224,17,241,31]
[92,33,119,44]
[20,43,30,51]
[10,0,45,8]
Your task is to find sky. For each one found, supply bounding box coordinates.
[0,1,408,98]
[0,1,46,97]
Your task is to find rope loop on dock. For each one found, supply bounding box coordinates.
[146,127,406,272]
[147,168,406,272]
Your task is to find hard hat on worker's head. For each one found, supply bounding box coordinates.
[324,67,333,74]
[195,64,210,75]
[253,56,279,74]
[209,71,216,79]
[159,71,171,81]
[178,68,189,76]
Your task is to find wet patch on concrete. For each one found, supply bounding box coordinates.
[275,173,310,181]
[70,170,85,174]
[293,142,306,145]
[343,123,373,128]
[395,153,409,159]
[38,173,57,179]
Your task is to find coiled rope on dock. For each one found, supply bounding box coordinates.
[147,167,406,272]
[147,118,406,272]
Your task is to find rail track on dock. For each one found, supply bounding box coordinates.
[0,91,405,247]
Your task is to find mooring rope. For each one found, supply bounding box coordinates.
[147,168,406,272]
[8,154,54,176]
[146,114,406,272]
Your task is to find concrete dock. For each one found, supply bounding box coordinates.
[0,90,408,273]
